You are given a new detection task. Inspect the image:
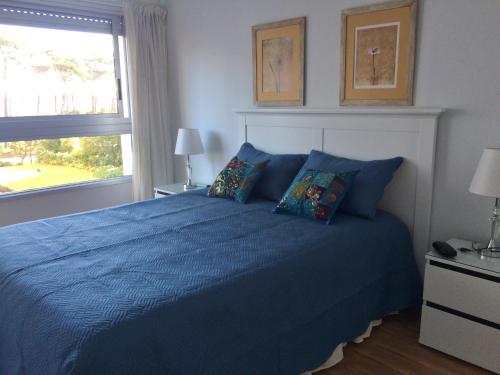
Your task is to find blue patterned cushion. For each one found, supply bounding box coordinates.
[208,157,269,203]
[304,150,403,218]
[273,169,358,224]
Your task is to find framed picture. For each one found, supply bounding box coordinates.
[252,17,305,106]
[340,0,417,105]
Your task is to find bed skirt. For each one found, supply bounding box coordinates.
[302,312,398,374]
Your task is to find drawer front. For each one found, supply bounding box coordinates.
[423,262,500,325]
[420,305,500,374]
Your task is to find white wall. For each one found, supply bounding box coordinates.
[0,180,133,227]
[164,0,500,250]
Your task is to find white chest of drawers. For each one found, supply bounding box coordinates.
[419,239,500,373]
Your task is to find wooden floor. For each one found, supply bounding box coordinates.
[318,309,494,375]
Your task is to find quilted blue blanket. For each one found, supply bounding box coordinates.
[0,190,421,375]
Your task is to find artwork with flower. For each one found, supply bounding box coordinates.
[252,17,305,106]
[354,23,399,88]
[262,36,293,93]
[340,0,417,105]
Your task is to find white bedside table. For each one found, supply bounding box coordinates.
[154,183,206,198]
[419,239,500,373]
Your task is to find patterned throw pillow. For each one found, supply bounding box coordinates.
[208,157,269,203]
[273,169,358,224]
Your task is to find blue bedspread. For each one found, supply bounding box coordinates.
[0,190,421,375]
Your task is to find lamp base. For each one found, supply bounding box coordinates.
[482,198,500,258]
[184,155,195,192]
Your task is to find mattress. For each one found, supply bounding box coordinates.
[0,190,421,375]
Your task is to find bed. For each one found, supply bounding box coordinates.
[0,190,419,375]
[0,108,443,374]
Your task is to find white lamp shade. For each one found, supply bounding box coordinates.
[174,128,204,155]
[469,148,500,197]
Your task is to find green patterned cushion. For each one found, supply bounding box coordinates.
[208,157,268,203]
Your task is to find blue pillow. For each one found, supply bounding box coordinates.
[207,157,268,203]
[303,150,403,219]
[273,169,358,224]
[236,143,307,202]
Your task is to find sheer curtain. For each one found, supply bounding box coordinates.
[124,2,173,201]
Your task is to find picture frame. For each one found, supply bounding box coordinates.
[340,0,417,106]
[252,17,305,107]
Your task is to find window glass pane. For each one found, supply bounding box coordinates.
[0,24,117,117]
[0,135,131,194]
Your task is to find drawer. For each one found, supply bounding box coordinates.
[420,305,500,374]
[423,262,500,325]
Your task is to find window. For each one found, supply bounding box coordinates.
[0,135,132,194]
[0,24,118,117]
[0,4,131,195]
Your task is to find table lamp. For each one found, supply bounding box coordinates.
[469,148,500,257]
[175,128,204,190]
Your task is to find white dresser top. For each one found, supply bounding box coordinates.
[427,238,500,276]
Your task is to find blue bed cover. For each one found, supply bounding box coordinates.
[0,190,421,375]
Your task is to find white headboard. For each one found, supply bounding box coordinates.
[234,107,444,274]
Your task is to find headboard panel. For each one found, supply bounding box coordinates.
[234,108,444,274]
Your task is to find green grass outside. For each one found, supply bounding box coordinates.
[0,163,98,192]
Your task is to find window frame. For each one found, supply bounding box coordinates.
[0,3,132,196]
[0,4,131,142]
[0,174,132,201]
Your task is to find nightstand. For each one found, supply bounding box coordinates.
[154,182,206,198]
[419,239,500,373]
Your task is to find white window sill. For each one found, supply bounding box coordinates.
[0,175,132,201]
